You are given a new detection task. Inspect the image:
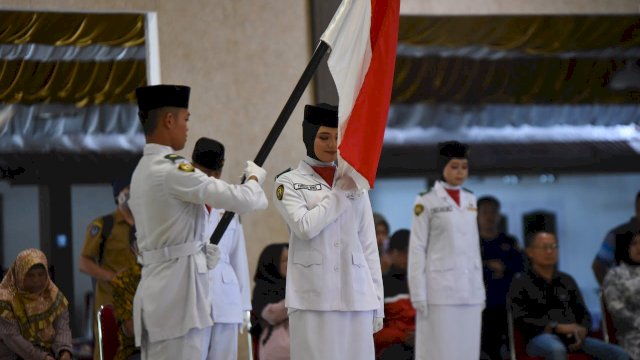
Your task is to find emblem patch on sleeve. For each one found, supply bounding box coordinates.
[276,184,284,200]
[90,224,101,237]
[414,204,424,216]
[178,163,195,172]
[165,154,185,163]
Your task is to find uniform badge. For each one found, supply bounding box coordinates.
[165,154,185,163]
[90,224,101,237]
[276,184,284,200]
[414,204,424,216]
[178,163,195,172]
[293,183,322,191]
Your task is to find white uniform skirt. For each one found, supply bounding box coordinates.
[415,304,482,360]
[289,310,374,360]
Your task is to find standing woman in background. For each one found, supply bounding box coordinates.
[252,243,290,360]
[273,104,384,360]
[408,141,486,360]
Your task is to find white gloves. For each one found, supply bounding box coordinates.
[373,317,384,333]
[239,310,251,334]
[205,243,221,269]
[244,161,266,185]
[334,175,362,200]
[412,301,428,317]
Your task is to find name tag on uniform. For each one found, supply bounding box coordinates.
[293,183,322,191]
[466,204,477,212]
[430,206,452,214]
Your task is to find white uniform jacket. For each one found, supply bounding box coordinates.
[129,144,267,344]
[204,208,251,324]
[408,180,485,305]
[273,160,384,316]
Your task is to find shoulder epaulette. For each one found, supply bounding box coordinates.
[164,154,185,163]
[462,187,474,194]
[275,168,292,180]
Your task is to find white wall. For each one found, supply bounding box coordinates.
[370,172,640,324]
[0,182,39,267]
[70,184,115,333]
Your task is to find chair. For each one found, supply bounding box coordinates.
[97,304,120,360]
[507,302,591,360]
[599,290,618,344]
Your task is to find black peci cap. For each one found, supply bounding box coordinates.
[135,85,190,112]
[192,137,225,171]
[303,103,338,128]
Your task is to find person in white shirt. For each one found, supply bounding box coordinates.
[191,137,253,360]
[129,85,268,360]
[273,103,384,360]
[408,141,486,360]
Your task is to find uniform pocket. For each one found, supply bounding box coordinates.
[221,266,238,284]
[292,250,323,293]
[293,251,323,267]
[352,252,369,293]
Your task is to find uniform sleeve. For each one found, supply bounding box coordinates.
[52,310,73,358]
[273,175,351,241]
[408,195,429,302]
[230,220,252,311]
[603,268,638,330]
[81,217,104,259]
[357,192,384,317]
[165,164,268,214]
[0,314,50,360]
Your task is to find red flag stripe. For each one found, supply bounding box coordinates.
[338,0,400,188]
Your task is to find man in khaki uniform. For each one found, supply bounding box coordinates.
[79,178,137,359]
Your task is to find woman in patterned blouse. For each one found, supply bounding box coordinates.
[604,230,640,359]
[0,248,72,360]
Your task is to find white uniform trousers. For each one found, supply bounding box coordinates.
[290,310,374,360]
[141,326,208,360]
[202,323,238,360]
[415,304,482,360]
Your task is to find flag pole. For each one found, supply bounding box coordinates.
[210,41,330,245]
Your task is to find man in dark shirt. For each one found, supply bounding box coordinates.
[478,196,525,360]
[509,231,629,360]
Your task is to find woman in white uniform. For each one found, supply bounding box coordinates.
[273,104,384,360]
[408,141,485,360]
[191,137,252,360]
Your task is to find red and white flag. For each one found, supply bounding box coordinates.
[321,0,400,189]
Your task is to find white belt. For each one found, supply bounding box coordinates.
[139,241,204,265]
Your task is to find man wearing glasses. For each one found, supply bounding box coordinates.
[508,231,629,360]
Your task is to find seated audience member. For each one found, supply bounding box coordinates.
[603,231,640,359]
[477,196,525,360]
[374,229,415,360]
[373,213,392,274]
[0,249,73,360]
[592,191,640,285]
[509,231,629,360]
[111,238,141,360]
[251,243,289,360]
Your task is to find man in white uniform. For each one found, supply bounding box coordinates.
[191,137,252,360]
[129,85,268,359]
[273,104,384,360]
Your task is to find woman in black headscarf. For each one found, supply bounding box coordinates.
[252,243,289,360]
[603,231,640,359]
